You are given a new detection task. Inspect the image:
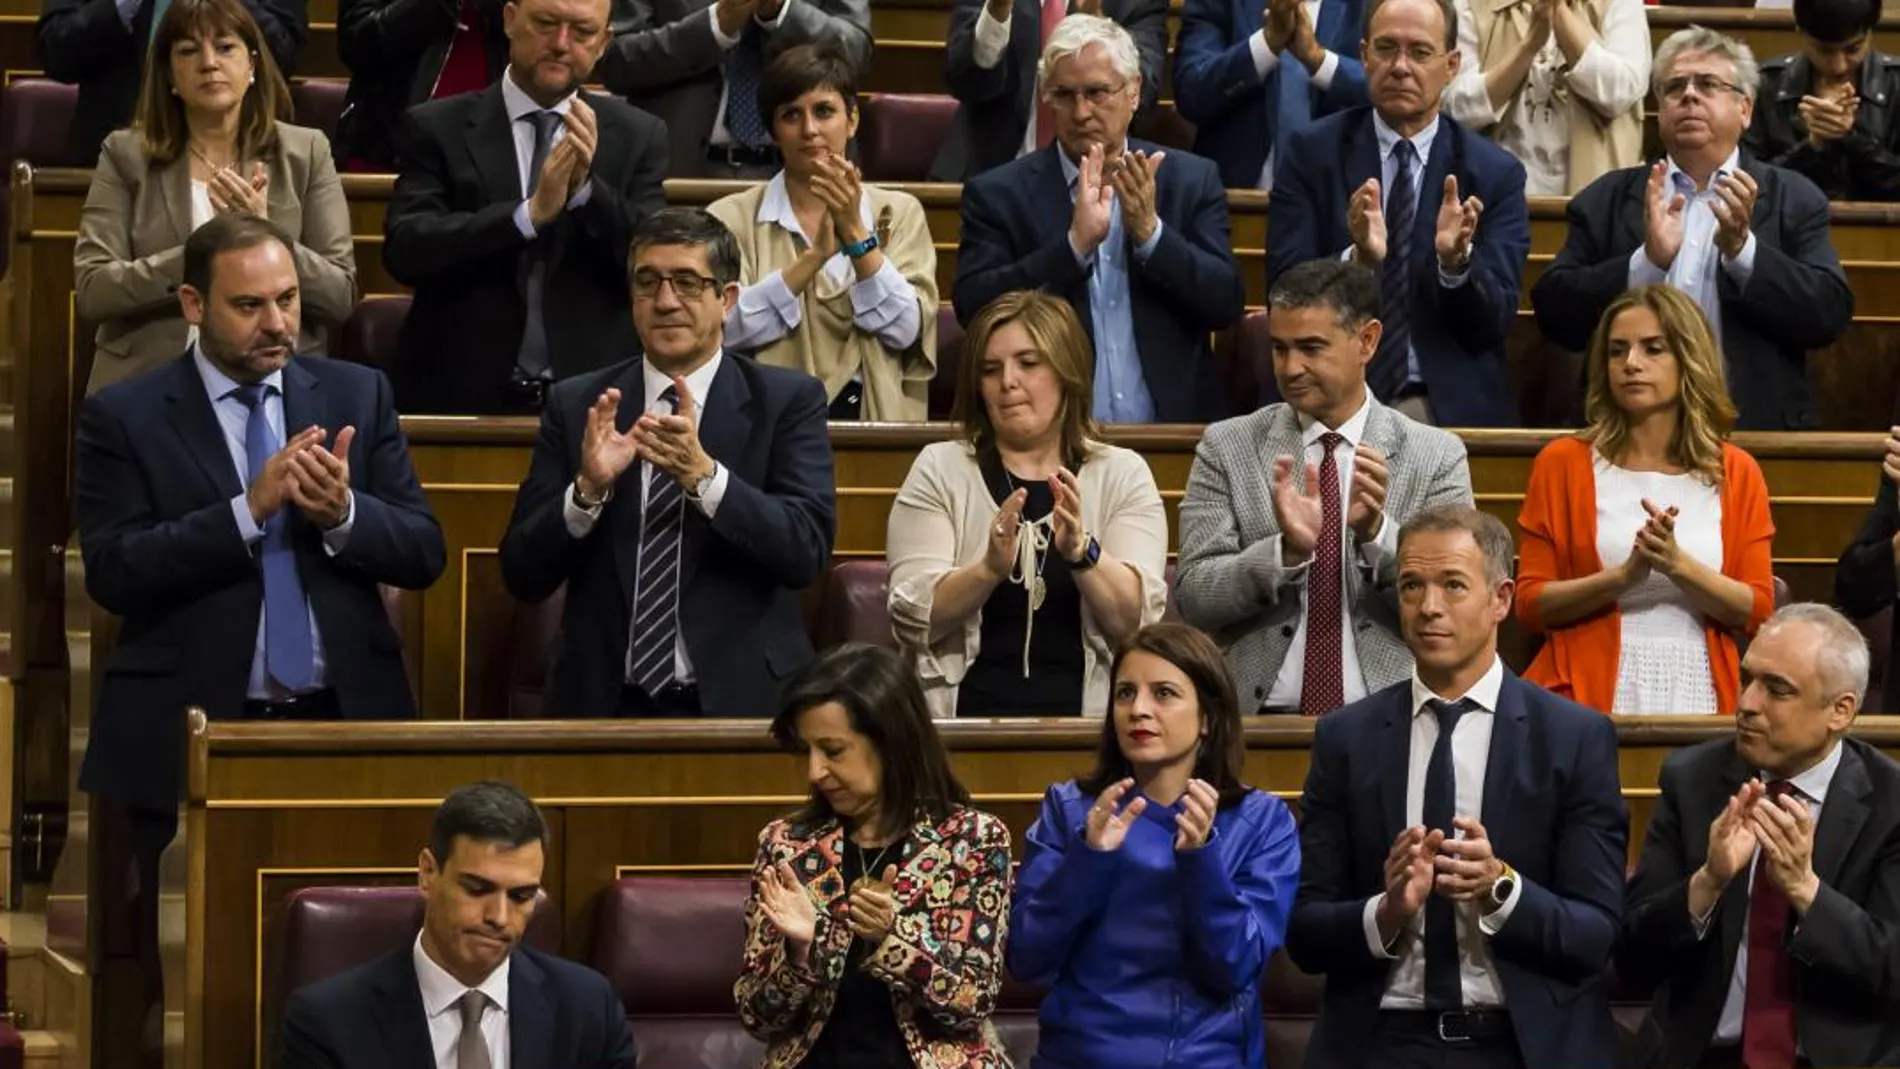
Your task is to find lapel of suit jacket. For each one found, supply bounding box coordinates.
[508,949,554,1069]
[468,84,526,203]
[603,363,650,606]
[280,359,325,448]
[369,949,438,1069]
[1379,687,1414,845]
[1812,740,1873,889]
[155,154,194,250]
[1412,116,1458,256]
[680,355,753,590]
[1713,746,1753,969]
[1738,152,1776,235]
[1250,404,1305,536]
[1480,670,1530,841]
[1347,111,1384,208]
[164,351,245,501]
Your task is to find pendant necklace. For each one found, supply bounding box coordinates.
[849,835,899,896]
[1004,471,1050,612]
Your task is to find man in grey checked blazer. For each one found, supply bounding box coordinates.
[1177,259,1474,713]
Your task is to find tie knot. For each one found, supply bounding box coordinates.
[528,109,561,138]
[658,385,680,413]
[458,988,488,1025]
[229,383,269,410]
[1767,779,1796,800]
[1318,431,1346,453]
[1427,697,1470,731]
[1394,139,1417,165]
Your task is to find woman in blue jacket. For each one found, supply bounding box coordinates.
[1008,622,1301,1069]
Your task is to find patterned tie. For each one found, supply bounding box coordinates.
[1035,0,1066,149]
[1372,139,1417,403]
[1742,780,1799,1069]
[456,990,491,1069]
[722,25,772,149]
[517,109,563,379]
[1299,432,1346,717]
[232,384,315,693]
[1421,697,1469,1011]
[627,387,685,698]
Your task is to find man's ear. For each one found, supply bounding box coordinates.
[178,283,206,326]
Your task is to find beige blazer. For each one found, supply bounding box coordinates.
[887,439,1170,718]
[75,123,358,394]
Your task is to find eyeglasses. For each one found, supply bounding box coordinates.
[1660,74,1745,101]
[632,270,721,300]
[1044,82,1129,111]
[1369,39,1445,66]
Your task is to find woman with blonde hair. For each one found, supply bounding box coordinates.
[886,290,1167,717]
[74,0,357,394]
[1517,284,1775,714]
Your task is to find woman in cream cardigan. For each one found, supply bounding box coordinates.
[887,290,1168,718]
[74,0,357,395]
[708,45,937,422]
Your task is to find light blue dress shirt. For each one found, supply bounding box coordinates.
[1059,147,1163,424]
[1626,148,1758,352]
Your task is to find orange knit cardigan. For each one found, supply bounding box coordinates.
[1515,436,1776,715]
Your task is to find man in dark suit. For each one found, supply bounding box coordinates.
[1268,0,1530,428]
[499,208,835,718]
[1287,505,1629,1069]
[931,0,1166,182]
[1532,27,1853,431]
[36,0,305,166]
[1617,603,1900,1069]
[953,13,1243,423]
[1174,0,1368,190]
[384,0,668,415]
[76,213,445,1067]
[277,781,638,1069]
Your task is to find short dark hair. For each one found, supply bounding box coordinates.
[1794,0,1880,44]
[182,213,296,295]
[1397,505,1517,587]
[1364,0,1459,52]
[426,781,548,868]
[758,44,860,131]
[629,207,742,287]
[770,644,971,832]
[1079,624,1253,808]
[1268,258,1382,332]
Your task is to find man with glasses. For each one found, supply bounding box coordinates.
[383,0,669,415]
[953,13,1244,423]
[499,208,836,718]
[1267,0,1531,428]
[1533,27,1852,431]
[1744,0,1900,201]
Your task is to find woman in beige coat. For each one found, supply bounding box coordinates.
[887,291,1168,718]
[709,45,937,422]
[74,0,357,395]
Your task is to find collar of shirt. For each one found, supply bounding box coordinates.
[500,67,577,123]
[754,169,875,242]
[411,931,511,1021]
[1371,110,1439,169]
[642,351,723,413]
[1058,142,1133,194]
[192,342,284,406]
[1764,737,1844,807]
[1408,654,1506,719]
[1664,146,1742,197]
[1296,392,1373,449]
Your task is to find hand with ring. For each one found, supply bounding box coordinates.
[983,489,1028,581]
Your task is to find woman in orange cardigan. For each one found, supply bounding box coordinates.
[1516,285,1775,715]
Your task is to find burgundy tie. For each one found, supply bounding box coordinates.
[1742,779,1799,1069]
[1300,432,1346,717]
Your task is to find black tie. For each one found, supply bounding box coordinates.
[1372,139,1417,403]
[1422,696,1468,1011]
[517,109,563,380]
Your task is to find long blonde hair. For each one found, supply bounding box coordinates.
[954,290,1099,471]
[1582,285,1737,486]
[133,0,292,165]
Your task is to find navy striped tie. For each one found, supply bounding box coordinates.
[627,387,684,697]
[1372,140,1416,403]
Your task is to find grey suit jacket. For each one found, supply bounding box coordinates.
[1175,397,1474,710]
[598,0,871,178]
[74,123,358,395]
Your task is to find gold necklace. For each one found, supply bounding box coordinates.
[848,835,899,896]
[189,143,237,173]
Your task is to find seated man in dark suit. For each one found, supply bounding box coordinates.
[384,0,668,415]
[277,780,638,1069]
[499,208,835,718]
[1268,0,1529,429]
[76,212,445,1066]
[932,0,1167,182]
[1744,0,1900,202]
[1835,426,1900,713]
[1533,27,1854,431]
[1174,0,1368,190]
[1618,603,1900,1069]
[953,13,1244,423]
[36,0,305,166]
[1287,505,1629,1069]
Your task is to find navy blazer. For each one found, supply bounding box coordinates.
[74,353,446,811]
[1268,108,1530,427]
[498,354,836,718]
[1173,0,1368,189]
[953,140,1245,423]
[1286,669,1630,1069]
[275,944,638,1069]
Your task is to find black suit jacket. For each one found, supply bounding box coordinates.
[1530,156,1854,431]
[1616,736,1900,1068]
[1837,475,1900,713]
[74,354,446,811]
[952,140,1243,422]
[383,84,669,413]
[498,355,836,718]
[1286,671,1630,1069]
[333,0,509,170]
[930,0,1167,182]
[275,944,638,1069]
[36,0,305,166]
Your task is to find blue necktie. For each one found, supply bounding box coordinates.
[627,387,684,697]
[1422,697,1469,1011]
[722,25,771,149]
[232,384,316,693]
[1372,139,1416,403]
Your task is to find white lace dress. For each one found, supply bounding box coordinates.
[1595,456,1723,714]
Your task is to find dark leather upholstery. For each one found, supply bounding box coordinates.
[1214,309,1271,419]
[931,304,965,420]
[592,877,765,1069]
[856,94,959,182]
[335,295,412,375]
[290,78,350,143]
[476,585,566,720]
[1,78,80,166]
[815,559,893,650]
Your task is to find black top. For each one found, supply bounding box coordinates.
[957,454,1087,716]
[795,834,912,1069]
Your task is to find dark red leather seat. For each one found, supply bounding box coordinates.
[932,305,965,420]
[1214,309,1272,418]
[856,94,958,182]
[816,559,893,650]
[474,584,566,720]
[290,79,350,143]
[335,295,412,375]
[1,78,80,166]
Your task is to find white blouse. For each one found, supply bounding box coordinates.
[185,180,215,350]
[1594,456,1724,715]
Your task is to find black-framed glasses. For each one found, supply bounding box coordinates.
[1660,74,1744,101]
[632,269,721,300]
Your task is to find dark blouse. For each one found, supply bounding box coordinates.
[795,833,913,1069]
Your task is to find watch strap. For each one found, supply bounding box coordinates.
[842,233,880,259]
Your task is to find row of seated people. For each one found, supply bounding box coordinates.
[53,0,1858,425]
[266,597,1900,1069]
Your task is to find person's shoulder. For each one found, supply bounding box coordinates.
[1321,681,1412,738]
[513,944,619,1003]
[546,359,640,412]
[585,92,666,138]
[273,122,331,158]
[1136,139,1219,182]
[99,126,145,164]
[293,354,382,391]
[1845,735,1900,794]
[1656,736,1740,781]
[407,87,490,131]
[1083,440,1153,477]
[1291,106,1361,150]
[1757,157,1831,209]
[1508,672,1612,734]
[734,353,828,404]
[867,182,926,217]
[1720,441,1767,483]
[709,181,765,217]
[1571,161,1647,205]
[1229,787,1296,832]
[945,804,1013,847]
[286,947,407,1017]
[1448,117,1528,184]
[1201,404,1284,447]
[89,352,195,414]
[1041,779,1089,815]
[1755,51,1799,82]
[915,438,978,469]
[963,148,1037,196]
[1382,402,1466,454]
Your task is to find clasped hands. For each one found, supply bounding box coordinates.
[1800,81,1859,151]
[1619,496,1683,585]
[1070,143,1165,255]
[527,98,601,229]
[574,378,716,502]
[757,858,901,954]
[1262,0,1324,71]
[798,153,872,263]
[1349,175,1483,272]
[1269,444,1390,565]
[1085,777,1218,853]
[247,425,355,531]
[1377,817,1506,940]
[206,162,269,217]
[1644,159,1756,268]
[1699,778,1821,913]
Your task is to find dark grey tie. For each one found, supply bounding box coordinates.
[517,109,563,380]
[456,990,491,1069]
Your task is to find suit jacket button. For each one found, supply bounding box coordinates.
[1281,624,1295,637]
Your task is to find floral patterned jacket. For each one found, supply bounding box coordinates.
[734,804,1016,1069]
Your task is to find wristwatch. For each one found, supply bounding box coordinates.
[1486,862,1518,911]
[842,233,880,260]
[1069,534,1102,571]
[573,476,612,510]
[688,462,720,500]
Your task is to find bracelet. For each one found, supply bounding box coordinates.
[573,477,611,510]
[842,233,880,259]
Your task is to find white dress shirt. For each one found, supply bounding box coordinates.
[1695,739,1844,1047]
[413,934,511,1069]
[1246,0,1342,190]
[1360,655,1527,1008]
[1627,148,1758,352]
[563,353,730,685]
[706,0,796,148]
[1263,395,1395,710]
[499,68,594,240]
